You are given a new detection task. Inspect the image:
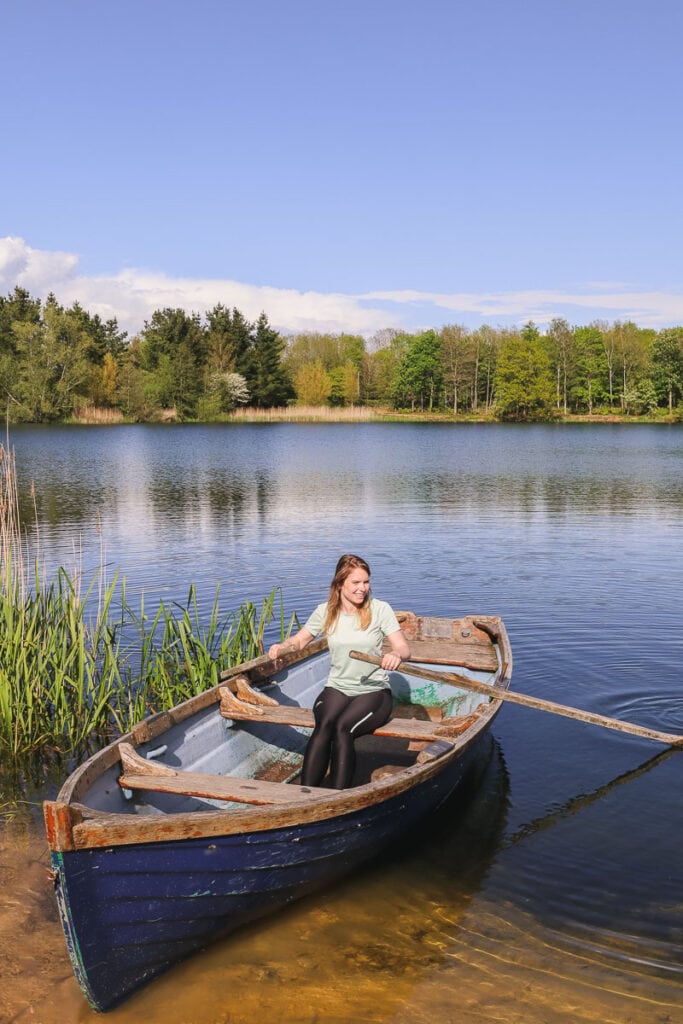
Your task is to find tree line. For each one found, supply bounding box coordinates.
[1,286,682,422]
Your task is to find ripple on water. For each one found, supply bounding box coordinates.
[492,745,683,1006]
[603,690,683,733]
[421,898,683,1024]
[5,736,683,1024]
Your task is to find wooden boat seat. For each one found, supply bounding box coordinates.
[218,685,480,741]
[387,637,498,672]
[117,742,330,804]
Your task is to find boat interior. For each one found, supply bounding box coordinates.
[80,614,504,817]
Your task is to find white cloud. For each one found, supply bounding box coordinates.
[0,236,80,292]
[1,236,682,337]
[365,288,683,328]
[0,237,390,336]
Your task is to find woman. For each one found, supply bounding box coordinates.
[268,554,411,790]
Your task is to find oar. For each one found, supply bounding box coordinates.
[349,651,683,748]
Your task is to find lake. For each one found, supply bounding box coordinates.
[3,422,683,1024]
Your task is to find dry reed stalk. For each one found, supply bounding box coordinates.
[0,440,26,602]
[228,405,383,423]
[71,406,125,425]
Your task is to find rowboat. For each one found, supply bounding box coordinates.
[44,611,512,1012]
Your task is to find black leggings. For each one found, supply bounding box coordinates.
[301,686,393,790]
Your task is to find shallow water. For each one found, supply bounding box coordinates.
[2,422,683,1023]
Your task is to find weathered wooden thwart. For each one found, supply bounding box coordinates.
[44,612,512,1011]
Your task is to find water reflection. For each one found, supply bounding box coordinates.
[502,747,683,976]
[13,424,683,539]
[506,746,676,847]
[5,422,683,1023]
[11,423,683,621]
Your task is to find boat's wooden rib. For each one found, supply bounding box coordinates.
[119,741,176,777]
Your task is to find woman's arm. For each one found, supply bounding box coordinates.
[380,629,411,671]
[268,627,315,661]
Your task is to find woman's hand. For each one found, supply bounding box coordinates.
[381,651,404,672]
[382,629,410,672]
[268,641,297,660]
[268,628,314,662]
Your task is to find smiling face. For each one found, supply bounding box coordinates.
[339,566,371,611]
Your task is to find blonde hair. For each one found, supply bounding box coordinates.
[323,554,372,634]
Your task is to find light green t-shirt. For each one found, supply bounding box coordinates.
[304,598,401,696]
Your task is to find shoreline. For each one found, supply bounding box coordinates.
[60,409,682,426]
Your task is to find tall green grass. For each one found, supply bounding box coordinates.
[0,440,295,781]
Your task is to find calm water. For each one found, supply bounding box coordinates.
[3,422,683,1024]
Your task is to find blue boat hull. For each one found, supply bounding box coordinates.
[52,741,479,1011]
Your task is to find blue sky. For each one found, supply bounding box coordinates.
[2,0,682,337]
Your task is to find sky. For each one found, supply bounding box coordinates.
[2,0,683,339]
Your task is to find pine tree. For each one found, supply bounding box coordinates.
[251,313,293,408]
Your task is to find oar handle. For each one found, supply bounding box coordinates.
[349,651,683,748]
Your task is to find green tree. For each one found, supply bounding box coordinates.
[440,324,473,415]
[0,287,42,415]
[205,305,254,380]
[609,321,651,414]
[294,360,331,405]
[328,361,360,406]
[117,338,152,421]
[140,308,206,418]
[285,332,365,376]
[649,328,683,413]
[363,330,406,404]
[494,324,555,420]
[597,319,617,409]
[472,326,501,412]
[13,296,91,420]
[67,302,127,364]
[338,334,365,371]
[547,318,575,415]
[393,330,443,411]
[572,324,607,413]
[250,313,293,408]
[342,360,360,405]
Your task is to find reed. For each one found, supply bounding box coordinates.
[107,585,296,735]
[70,406,126,425]
[0,441,26,603]
[228,405,384,422]
[0,440,296,785]
[0,572,289,765]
